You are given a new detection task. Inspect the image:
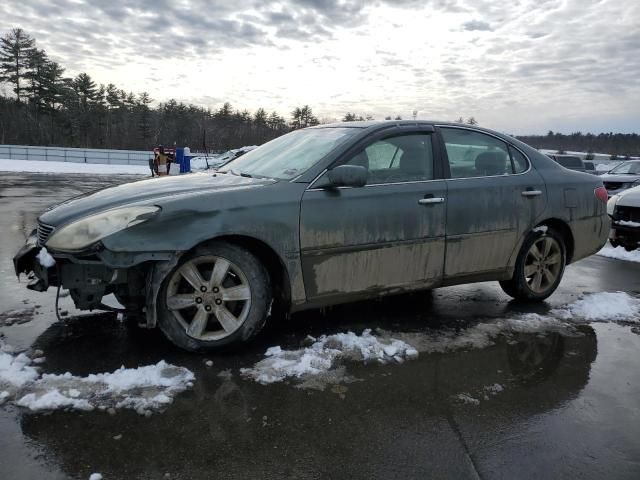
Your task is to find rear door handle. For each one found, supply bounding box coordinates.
[521,190,542,197]
[418,197,445,205]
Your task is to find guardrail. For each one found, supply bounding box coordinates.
[0,145,153,165]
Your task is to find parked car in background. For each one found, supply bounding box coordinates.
[546,154,586,173]
[14,121,610,352]
[608,185,640,251]
[600,160,640,196]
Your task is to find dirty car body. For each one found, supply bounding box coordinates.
[14,121,610,351]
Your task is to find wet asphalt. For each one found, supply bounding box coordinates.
[0,172,639,480]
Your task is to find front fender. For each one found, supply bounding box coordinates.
[101,182,308,307]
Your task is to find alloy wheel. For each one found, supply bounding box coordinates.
[523,236,562,294]
[166,255,252,341]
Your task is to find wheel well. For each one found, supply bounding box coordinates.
[535,219,575,263]
[200,235,292,312]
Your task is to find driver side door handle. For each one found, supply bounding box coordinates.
[418,197,445,205]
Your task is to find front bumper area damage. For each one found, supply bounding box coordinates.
[610,222,640,250]
[13,230,53,292]
[13,232,180,323]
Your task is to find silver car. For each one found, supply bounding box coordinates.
[14,121,610,351]
[600,160,640,196]
[608,185,640,250]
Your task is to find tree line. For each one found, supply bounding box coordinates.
[1,27,638,155]
[0,28,317,151]
[514,131,640,158]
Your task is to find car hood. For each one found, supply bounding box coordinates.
[39,172,276,226]
[600,173,640,183]
[617,185,640,207]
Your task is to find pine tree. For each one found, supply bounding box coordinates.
[25,48,49,108]
[137,91,153,146]
[0,28,35,102]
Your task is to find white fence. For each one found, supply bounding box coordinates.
[0,145,153,165]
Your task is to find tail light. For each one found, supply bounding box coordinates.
[594,186,608,203]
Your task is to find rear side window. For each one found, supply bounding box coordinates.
[440,128,512,178]
[509,146,529,173]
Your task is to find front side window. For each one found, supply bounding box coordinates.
[441,128,513,178]
[345,133,434,184]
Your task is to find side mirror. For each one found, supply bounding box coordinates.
[325,165,368,188]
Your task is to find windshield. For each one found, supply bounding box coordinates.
[608,161,640,175]
[220,127,357,180]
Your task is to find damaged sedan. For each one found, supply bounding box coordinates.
[14,121,610,351]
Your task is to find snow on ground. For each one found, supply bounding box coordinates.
[552,292,640,322]
[0,337,194,413]
[597,244,640,263]
[0,159,149,175]
[242,292,640,388]
[241,329,418,385]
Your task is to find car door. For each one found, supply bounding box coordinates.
[438,126,547,278]
[299,128,447,302]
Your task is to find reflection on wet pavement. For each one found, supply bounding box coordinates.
[1,173,640,480]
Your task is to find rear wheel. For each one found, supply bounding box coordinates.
[157,242,271,352]
[500,228,566,301]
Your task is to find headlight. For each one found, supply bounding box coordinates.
[606,195,618,216]
[46,206,160,251]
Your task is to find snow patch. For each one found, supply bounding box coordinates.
[89,474,103,480]
[532,225,548,233]
[1,337,194,413]
[36,247,56,268]
[241,292,640,388]
[552,292,640,322]
[0,342,40,389]
[0,158,148,175]
[597,245,640,263]
[241,329,418,385]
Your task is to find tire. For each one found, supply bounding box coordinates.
[499,227,566,301]
[156,241,271,352]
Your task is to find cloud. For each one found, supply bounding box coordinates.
[0,0,638,133]
[462,19,492,31]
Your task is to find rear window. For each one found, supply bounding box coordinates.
[556,156,583,168]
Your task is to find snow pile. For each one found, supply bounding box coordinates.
[552,292,640,322]
[0,342,40,390]
[532,225,548,234]
[15,361,194,413]
[36,247,56,268]
[241,329,418,385]
[1,339,194,413]
[0,159,149,175]
[597,245,640,262]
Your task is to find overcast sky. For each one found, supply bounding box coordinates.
[1,0,638,134]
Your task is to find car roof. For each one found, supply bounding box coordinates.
[311,119,506,136]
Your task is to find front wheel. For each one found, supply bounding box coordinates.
[500,228,566,301]
[157,242,271,352]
